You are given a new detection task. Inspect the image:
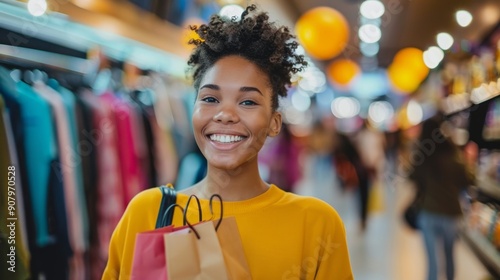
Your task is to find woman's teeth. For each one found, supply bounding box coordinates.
[210,134,244,143]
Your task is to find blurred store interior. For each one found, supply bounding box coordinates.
[1,0,500,279]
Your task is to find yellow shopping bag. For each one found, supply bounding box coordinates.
[367,180,385,213]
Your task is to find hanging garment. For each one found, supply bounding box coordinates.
[80,89,125,278]
[130,91,156,188]
[126,97,151,189]
[73,91,100,279]
[49,80,90,249]
[16,81,71,279]
[0,67,36,262]
[0,95,30,280]
[100,92,147,207]
[34,81,87,280]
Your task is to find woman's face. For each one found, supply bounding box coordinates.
[192,55,282,171]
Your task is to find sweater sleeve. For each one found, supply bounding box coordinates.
[102,188,161,279]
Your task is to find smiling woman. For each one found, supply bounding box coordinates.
[103,5,353,279]
[192,56,281,174]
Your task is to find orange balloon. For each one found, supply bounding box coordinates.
[296,7,350,60]
[387,63,421,93]
[392,47,429,80]
[327,59,360,86]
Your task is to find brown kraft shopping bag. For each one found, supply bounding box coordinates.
[214,216,252,280]
[164,220,229,280]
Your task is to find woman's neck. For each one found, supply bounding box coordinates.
[195,161,269,201]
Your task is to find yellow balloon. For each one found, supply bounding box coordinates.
[296,7,350,60]
[327,59,360,86]
[393,47,429,80]
[387,63,421,93]
[181,18,204,50]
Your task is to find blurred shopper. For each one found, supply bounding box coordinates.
[265,123,303,192]
[407,115,472,280]
[332,132,370,230]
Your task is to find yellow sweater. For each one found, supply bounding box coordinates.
[102,185,353,279]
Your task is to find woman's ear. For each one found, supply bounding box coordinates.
[268,112,282,137]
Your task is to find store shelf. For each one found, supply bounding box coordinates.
[462,229,500,278]
[0,44,93,74]
[476,176,500,204]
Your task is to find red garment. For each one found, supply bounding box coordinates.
[80,90,125,278]
[100,93,148,206]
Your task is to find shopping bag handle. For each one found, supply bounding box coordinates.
[162,204,185,227]
[184,194,203,225]
[209,194,223,231]
[163,203,201,239]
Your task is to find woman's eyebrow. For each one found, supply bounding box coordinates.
[240,86,263,96]
[200,84,263,96]
[200,84,219,90]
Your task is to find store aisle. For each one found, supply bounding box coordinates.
[294,155,491,280]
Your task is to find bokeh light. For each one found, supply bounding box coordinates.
[28,0,47,17]
[358,24,382,43]
[456,10,473,27]
[368,101,394,124]
[331,97,361,119]
[423,46,444,69]
[219,4,245,20]
[436,32,454,50]
[360,0,385,19]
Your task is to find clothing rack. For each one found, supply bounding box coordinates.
[0,44,95,75]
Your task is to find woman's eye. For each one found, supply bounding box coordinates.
[240,100,257,106]
[201,97,218,103]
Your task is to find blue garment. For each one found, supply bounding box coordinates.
[16,81,58,246]
[419,211,460,280]
[1,68,71,278]
[175,152,206,190]
[0,67,37,252]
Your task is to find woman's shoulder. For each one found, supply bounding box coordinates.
[280,191,342,221]
[127,187,164,212]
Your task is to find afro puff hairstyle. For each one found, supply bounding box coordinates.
[187,4,307,111]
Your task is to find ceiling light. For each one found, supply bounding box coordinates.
[360,0,385,19]
[423,46,444,69]
[219,4,244,21]
[436,32,454,50]
[28,0,47,17]
[359,24,382,43]
[456,10,473,27]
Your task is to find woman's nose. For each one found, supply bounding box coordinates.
[213,104,239,124]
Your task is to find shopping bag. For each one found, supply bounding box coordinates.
[367,180,385,213]
[164,221,229,280]
[130,225,174,279]
[215,216,252,280]
[130,203,189,280]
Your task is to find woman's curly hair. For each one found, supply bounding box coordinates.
[187,5,307,111]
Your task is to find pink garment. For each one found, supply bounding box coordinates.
[100,92,148,207]
[34,82,86,280]
[149,113,178,185]
[80,90,125,279]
